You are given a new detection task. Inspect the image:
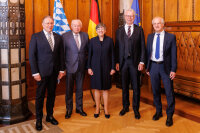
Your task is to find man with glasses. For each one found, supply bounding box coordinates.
[29,16,65,131]
[115,9,146,119]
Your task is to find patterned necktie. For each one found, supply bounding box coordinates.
[155,34,160,59]
[127,26,131,38]
[47,33,54,51]
[74,34,80,50]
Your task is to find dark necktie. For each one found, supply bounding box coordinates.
[155,34,160,59]
[47,33,54,51]
[127,26,131,38]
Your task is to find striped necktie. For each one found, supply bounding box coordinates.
[74,34,80,50]
[47,33,54,51]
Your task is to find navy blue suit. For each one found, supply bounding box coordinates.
[29,31,65,121]
[146,31,177,116]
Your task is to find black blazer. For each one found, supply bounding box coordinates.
[62,31,89,73]
[115,24,146,69]
[146,31,177,74]
[29,31,65,77]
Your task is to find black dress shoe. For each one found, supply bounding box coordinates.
[166,116,173,127]
[119,108,129,116]
[105,114,110,119]
[134,111,141,119]
[94,113,99,118]
[65,110,72,119]
[36,120,42,131]
[152,112,163,121]
[76,109,87,116]
[46,116,58,125]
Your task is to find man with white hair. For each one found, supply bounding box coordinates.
[62,19,89,119]
[115,9,146,119]
[146,17,177,127]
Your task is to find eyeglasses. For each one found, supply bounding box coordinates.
[124,15,134,18]
[44,22,54,25]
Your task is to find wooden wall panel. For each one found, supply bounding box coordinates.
[112,0,119,42]
[50,0,54,16]
[178,0,192,21]
[78,0,90,33]
[142,0,152,41]
[102,0,112,37]
[25,0,33,59]
[153,0,164,18]
[64,0,77,26]
[165,0,177,22]
[33,0,49,33]
[194,0,200,21]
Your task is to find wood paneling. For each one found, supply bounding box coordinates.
[33,0,49,33]
[142,0,152,41]
[102,0,112,37]
[78,0,90,33]
[64,0,77,26]
[194,0,200,21]
[112,0,119,42]
[25,0,33,58]
[165,0,177,22]
[178,0,192,21]
[152,0,164,18]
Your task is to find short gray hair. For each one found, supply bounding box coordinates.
[96,23,106,30]
[124,9,136,16]
[152,17,165,24]
[71,19,82,27]
[42,16,54,23]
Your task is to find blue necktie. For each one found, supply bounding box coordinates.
[155,34,160,59]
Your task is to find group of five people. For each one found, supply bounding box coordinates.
[29,9,177,131]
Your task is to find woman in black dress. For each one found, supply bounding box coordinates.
[88,23,115,119]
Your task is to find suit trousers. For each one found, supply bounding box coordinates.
[121,58,141,112]
[65,70,85,111]
[35,69,58,121]
[149,62,175,116]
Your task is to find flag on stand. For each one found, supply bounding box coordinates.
[131,0,141,26]
[53,0,70,35]
[88,0,101,39]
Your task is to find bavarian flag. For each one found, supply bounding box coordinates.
[131,0,141,26]
[88,0,101,39]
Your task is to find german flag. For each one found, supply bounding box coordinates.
[88,0,101,39]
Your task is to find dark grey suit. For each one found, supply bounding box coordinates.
[29,31,65,121]
[62,31,89,111]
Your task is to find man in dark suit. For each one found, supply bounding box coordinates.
[146,17,177,127]
[115,9,146,119]
[62,19,89,119]
[29,16,65,131]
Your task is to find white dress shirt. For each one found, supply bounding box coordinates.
[151,30,165,61]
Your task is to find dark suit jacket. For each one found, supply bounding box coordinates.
[29,31,65,77]
[115,24,146,69]
[146,31,177,74]
[62,31,89,73]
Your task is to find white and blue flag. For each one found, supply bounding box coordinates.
[53,0,70,35]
